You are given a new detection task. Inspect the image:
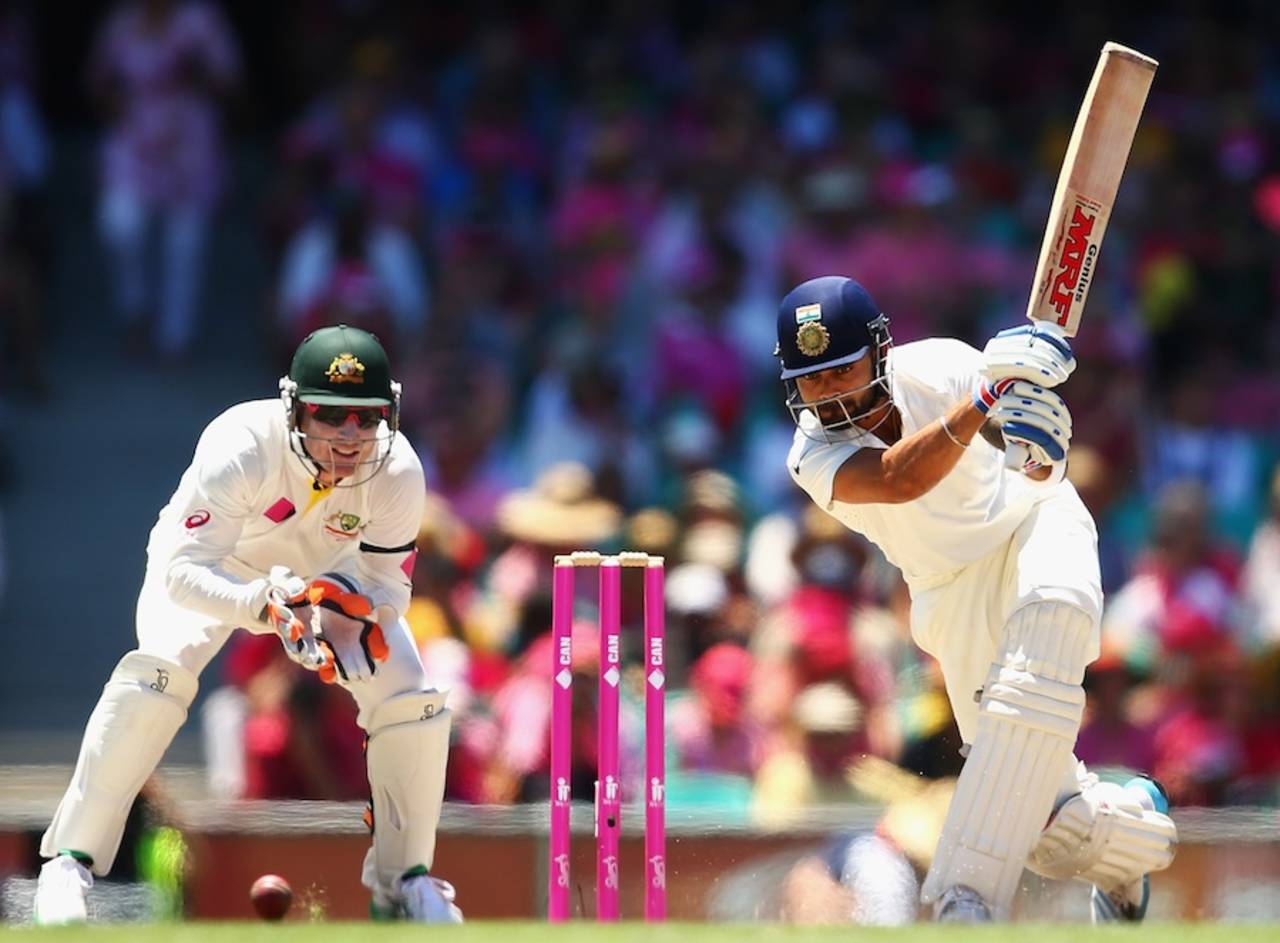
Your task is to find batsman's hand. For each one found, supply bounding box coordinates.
[981,321,1076,388]
[990,381,1073,469]
[263,565,325,670]
[307,573,390,685]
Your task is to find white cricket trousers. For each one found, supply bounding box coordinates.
[906,482,1103,743]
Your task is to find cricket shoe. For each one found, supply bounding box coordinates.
[935,884,992,923]
[33,855,92,925]
[1090,777,1168,924]
[371,866,463,923]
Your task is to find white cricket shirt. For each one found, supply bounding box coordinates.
[145,399,425,628]
[788,338,1049,591]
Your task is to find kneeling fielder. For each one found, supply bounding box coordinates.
[36,326,459,924]
[776,277,1176,922]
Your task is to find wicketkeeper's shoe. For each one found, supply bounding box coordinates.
[1090,777,1168,924]
[371,866,463,923]
[935,884,992,923]
[33,855,93,925]
[401,872,463,923]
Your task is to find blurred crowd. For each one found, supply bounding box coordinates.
[5,1,1280,811]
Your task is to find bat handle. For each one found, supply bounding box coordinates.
[1004,442,1031,471]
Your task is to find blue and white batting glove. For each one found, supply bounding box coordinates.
[990,380,1073,466]
[981,321,1076,388]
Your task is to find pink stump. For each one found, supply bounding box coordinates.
[643,560,667,921]
[548,560,575,921]
[596,560,622,920]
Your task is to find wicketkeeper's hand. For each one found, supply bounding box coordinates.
[307,573,391,685]
[263,565,326,670]
[981,321,1076,388]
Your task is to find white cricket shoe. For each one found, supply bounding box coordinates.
[399,873,463,923]
[935,884,992,923]
[33,855,92,925]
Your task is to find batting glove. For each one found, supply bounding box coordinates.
[990,380,1073,466]
[981,321,1076,388]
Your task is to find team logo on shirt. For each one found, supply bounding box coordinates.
[326,353,366,385]
[323,511,363,539]
[794,303,830,356]
[184,509,211,529]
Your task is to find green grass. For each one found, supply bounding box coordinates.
[4,924,1280,943]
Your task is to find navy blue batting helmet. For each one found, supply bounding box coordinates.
[775,276,890,380]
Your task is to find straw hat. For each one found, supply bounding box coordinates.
[626,507,678,555]
[681,519,743,572]
[495,462,621,546]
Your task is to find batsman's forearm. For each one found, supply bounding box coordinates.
[877,400,985,502]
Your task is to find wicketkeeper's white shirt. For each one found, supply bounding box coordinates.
[144,399,425,630]
[788,338,1055,592]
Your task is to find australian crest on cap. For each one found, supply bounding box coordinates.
[794,303,830,356]
[327,352,366,385]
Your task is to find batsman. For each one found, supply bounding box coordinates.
[778,276,1177,922]
[35,325,461,924]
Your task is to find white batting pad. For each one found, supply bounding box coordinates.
[1030,779,1177,891]
[921,602,1095,917]
[364,690,452,893]
[41,652,198,875]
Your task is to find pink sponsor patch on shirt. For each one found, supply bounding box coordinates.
[264,498,296,523]
[401,548,418,579]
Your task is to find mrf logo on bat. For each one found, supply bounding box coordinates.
[1046,194,1103,326]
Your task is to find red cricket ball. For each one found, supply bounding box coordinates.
[250,873,293,921]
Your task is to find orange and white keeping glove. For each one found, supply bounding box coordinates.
[263,565,326,670]
[307,572,391,685]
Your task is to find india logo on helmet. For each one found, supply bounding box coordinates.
[794,302,831,356]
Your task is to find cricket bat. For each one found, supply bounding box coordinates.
[1026,42,1157,336]
[1006,43,1156,471]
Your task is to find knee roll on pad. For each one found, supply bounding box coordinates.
[1030,780,1177,890]
[364,690,452,894]
[41,652,198,875]
[921,602,1094,917]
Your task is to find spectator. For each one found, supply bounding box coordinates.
[1242,466,1280,646]
[1075,647,1156,778]
[1103,481,1244,669]
[90,0,241,360]
[276,186,427,353]
[752,681,865,828]
[0,2,49,394]
[201,634,366,801]
[670,643,758,778]
[1151,639,1250,807]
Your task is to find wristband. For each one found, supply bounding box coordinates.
[973,377,1016,415]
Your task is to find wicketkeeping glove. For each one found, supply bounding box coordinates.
[307,573,391,685]
[981,321,1076,388]
[263,565,326,670]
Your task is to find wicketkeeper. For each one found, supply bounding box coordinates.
[35,325,460,924]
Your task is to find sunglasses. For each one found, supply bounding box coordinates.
[304,403,388,430]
